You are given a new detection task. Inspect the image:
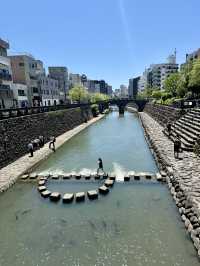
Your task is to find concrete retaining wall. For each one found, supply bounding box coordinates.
[144,103,182,126]
[0,107,92,169]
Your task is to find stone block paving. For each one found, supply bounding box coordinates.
[140,112,200,209]
[0,115,104,193]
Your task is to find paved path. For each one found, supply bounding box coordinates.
[140,112,200,209]
[0,115,105,192]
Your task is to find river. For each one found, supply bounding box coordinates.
[0,111,199,266]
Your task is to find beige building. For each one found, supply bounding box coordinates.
[9,55,45,106]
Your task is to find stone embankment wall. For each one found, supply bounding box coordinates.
[144,103,182,126]
[140,112,200,258]
[0,107,92,169]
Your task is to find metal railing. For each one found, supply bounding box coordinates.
[0,103,91,120]
[0,98,140,120]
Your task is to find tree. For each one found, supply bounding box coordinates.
[69,86,89,103]
[151,90,162,100]
[164,73,180,97]
[90,93,109,103]
[189,59,200,95]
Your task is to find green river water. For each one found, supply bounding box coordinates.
[0,111,199,266]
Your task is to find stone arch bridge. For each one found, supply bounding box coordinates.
[98,99,148,114]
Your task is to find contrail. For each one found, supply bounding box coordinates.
[118,0,134,60]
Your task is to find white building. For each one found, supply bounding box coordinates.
[150,53,178,90]
[120,84,128,97]
[12,83,28,107]
[0,39,16,109]
[38,76,60,106]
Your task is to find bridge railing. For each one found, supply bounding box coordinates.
[0,103,92,120]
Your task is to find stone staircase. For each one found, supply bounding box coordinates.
[167,108,200,151]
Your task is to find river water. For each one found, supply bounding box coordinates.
[0,111,199,266]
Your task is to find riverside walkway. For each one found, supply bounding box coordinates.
[140,112,200,209]
[0,115,104,192]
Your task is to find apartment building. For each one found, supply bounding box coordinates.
[9,55,45,106]
[0,39,14,109]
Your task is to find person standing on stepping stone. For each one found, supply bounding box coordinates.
[28,142,34,157]
[97,158,106,175]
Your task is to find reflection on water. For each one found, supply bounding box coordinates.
[0,182,199,266]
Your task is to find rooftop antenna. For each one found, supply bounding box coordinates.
[174,48,177,62]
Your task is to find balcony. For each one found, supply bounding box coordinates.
[0,71,12,81]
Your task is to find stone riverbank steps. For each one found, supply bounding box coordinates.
[164,107,200,152]
[140,111,200,259]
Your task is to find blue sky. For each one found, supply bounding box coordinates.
[1,0,200,89]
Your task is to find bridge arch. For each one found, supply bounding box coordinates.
[99,99,148,114]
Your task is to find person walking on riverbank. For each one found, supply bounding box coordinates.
[28,142,34,157]
[174,135,181,159]
[49,136,56,152]
[167,121,172,137]
[39,135,45,148]
[97,158,106,175]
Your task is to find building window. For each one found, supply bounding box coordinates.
[19,62,24,67]
[33,87,38,93]
[18,90,25,96]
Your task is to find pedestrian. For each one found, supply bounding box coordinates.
[166,121,172,137]
[28,142,34,157]
[49,136,56,152]
[97,158,106,175]
[174,135,181,159]
[39,135,44,148]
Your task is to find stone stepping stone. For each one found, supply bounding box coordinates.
[87,190,98,200]
[21,174,29,180]
[41,190,51,198]
[124,176,130,182]
[38,186,47,192]
[38,180,46,186]
[99,185,109,195]
[63,193,74,203]
[52,175,59,180]
[109,175,116,181]
[50,192,61,202]
[63,174,71,179]
[134,175,140,180]
[75,174,81,179]
[29,173,38,179]
[76,192,85,202]
[104,179,114,187]
[145,174,152,180]
[161,171,167,177]
[39,177,48,181]
[156,173,162,181]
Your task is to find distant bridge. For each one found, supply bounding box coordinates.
[99,98,148,114]
[0,98,148,120]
